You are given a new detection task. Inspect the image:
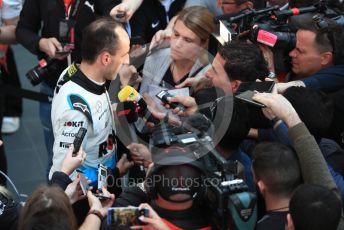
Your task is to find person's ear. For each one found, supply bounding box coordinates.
[286,213,295,230]
[231,80,242,93]
[257,180,266,196]
[100,51,111,66]
[200,39,209,49]
[321,51,333,67]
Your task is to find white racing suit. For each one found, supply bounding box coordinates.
[49,63,117,187]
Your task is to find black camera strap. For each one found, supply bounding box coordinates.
[3,85,52,103]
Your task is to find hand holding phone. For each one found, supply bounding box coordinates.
[73,127,87,157]
[235,81,275,95]
[107,207,149,227]
[235,90,266,108]
[156,90,185,111]
[78,172,90,196]
[97,164,108,190]
[94,193,111,201]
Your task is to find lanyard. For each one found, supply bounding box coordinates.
[63,0,83,20]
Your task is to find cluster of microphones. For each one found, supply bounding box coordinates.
[116,85,160,124]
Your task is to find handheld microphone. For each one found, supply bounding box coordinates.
[116,101,138,123]
[118,86,160,124]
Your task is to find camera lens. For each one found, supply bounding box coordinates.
[25,59,53,86]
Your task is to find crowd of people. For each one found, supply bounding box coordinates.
[1,0,344,229]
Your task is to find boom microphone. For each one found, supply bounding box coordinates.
[273,6,317,19]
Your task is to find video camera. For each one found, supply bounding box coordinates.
[150,114,257,230]
[216,0,344,51]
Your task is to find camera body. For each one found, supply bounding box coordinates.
[25,43,74,86]
[25,58,57,86]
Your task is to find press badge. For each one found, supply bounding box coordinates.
[59,19,70,40]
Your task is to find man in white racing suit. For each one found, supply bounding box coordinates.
[49,17,130,189]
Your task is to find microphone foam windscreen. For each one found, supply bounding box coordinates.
[118,85,139,102]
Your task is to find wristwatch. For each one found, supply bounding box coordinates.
[268,71,276,79]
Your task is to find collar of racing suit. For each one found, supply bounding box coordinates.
[71,67,107,95]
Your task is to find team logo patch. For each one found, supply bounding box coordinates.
[68,94,93,124]
[64,121,84,127]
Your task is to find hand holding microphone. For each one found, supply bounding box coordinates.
[118,86,161,125]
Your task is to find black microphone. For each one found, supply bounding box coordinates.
[116,101,138,123]
[273,6,317,19]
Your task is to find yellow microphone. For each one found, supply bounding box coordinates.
[117,85,160,125]
[118,85,141,102]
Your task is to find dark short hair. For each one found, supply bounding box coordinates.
[218,98,251,150]
[252,142,302,197]
[283,86,334,139]
[290,184,342,230]
[81,17,123,63]
[297,16,344,65]
[218,41,269,82]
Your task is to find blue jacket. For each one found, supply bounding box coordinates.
[302,65,344,93]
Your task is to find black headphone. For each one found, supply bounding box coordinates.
[145,159,207,204]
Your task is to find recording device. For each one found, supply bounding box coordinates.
[55,47,72,55]
[78,172,89,196]
[235,90,266,108]
[78,171,111,199]
[200,140,257,230]
[25,58,57,86]
[97,164,108,190]
[235,81,275,95]
[156,90,185,111]
[107,207,149,227]
[150,111,257,230]
[72,127,87,157]
[216,0,344,51]
[94,193,111,201]
[118,86,160,124]
[151,123,199,147]
[116,101,139,123]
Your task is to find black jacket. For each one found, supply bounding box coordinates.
[16,0,119,88]
[129,0,168,45]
